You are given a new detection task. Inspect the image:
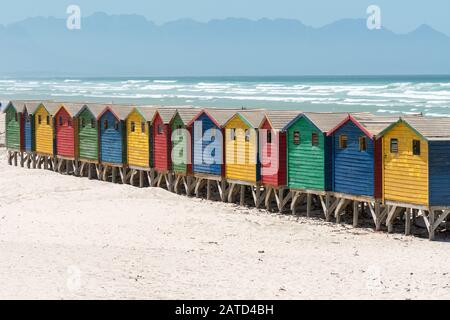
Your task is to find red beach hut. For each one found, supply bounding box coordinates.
[54,103,83,159]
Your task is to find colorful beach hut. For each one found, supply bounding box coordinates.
[21,103,34,153]
[224,110,265,206]
[188,109,233,178]
[4,101,23,151]
[54,103,83,159]
[283,112,348,218]
[125,107,156,170]
[152,108,177,173]
[258,110,301,211]
[170,108,200,175]
[34,102,59,157]
[259,111,301,188]
[325,114,398,228]
[75,104,106,163]
[98,105,133,166]
[186,108,235,199]
[327,114,398,199]
[376,117,450,239]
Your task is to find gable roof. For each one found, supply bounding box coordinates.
[5,100,48,114]
[283,112,352,133]
[32,102,62,115]
[75,103,108,118]
[260,110,302,130]
[224,110,266,128]
[171,108,202,125]
[187,108,241,127]
[327,114,400,139]
[377,116,450,141]
[153,108,178,124]
[54,102,85,117]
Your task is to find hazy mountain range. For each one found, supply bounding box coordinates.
[1,12,450,76]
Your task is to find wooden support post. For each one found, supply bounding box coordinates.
[20,152,24,168]
[405,208,412,236]
[375,202,382,231]
[353,201,359,227]
[306,193,312,217]
[139,170,144,188]
[429,210,435,241]
[206,179,212,200]
[88,164,93,180]
[240,185,245,206]
[111,167,117,183]
[325,194,331,221]
[13,152,18,166]
[44,157,48,170]
[265,187,272,210]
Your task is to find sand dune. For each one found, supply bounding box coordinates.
[0,148,449,300]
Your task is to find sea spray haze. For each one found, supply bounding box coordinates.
[0,13,450,76]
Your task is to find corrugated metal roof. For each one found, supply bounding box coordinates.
[302,112,352,133]
[109,104,135,120]
[6,100,50,113]
[235,110,266,128]
[261,110,302,130]
[174,108,202,124]
[401,117,450,140]
[156,107,178,124]
[203,108,242,126]
[77,103,109,118]
[352,114,401,136]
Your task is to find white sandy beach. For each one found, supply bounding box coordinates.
[0,148,450,300]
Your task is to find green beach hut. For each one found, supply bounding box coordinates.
[283,112,349,192]
[75,103,106,163]
[170,108,201,175]
[4,101,22,150]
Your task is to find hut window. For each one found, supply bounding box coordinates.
[38,115,42,125]
[245,129,250,142]
[311,133,319,146]
[81,118,86,127]
[141,122,146,133]
[46,116,50,125]
[267,130,272,144]
[339,135,347,149]
[413,140,421,156]
[104,120,108,130]
[158,124,163,135]
[293,131,300,145]
[26,115,30,123]
[14,112,18,122]
[114,121,119,131]
[390,138,398,153]
[230,128,236,141]
[359,137,367,152]
[59,116,63,126]
[131,121,136,132]
[68,119,72,127]
[91,119,96,128]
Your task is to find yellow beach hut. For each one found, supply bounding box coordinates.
[125,107,157,170]
[377,116,450,239]
[223,110,265,206]
[33,102,59,156]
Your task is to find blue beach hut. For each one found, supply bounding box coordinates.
[97,105,133,165]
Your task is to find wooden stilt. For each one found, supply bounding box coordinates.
[306,193,312,217]
[239,185,245,206]
[429,210,436,241]
[206,179,212,200]
[139,170,144,188]
[353,201,359,227]
[405,208,412,236]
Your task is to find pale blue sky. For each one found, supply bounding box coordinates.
[1,0,449,35]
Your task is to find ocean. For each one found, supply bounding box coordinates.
[1,75,450,116]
